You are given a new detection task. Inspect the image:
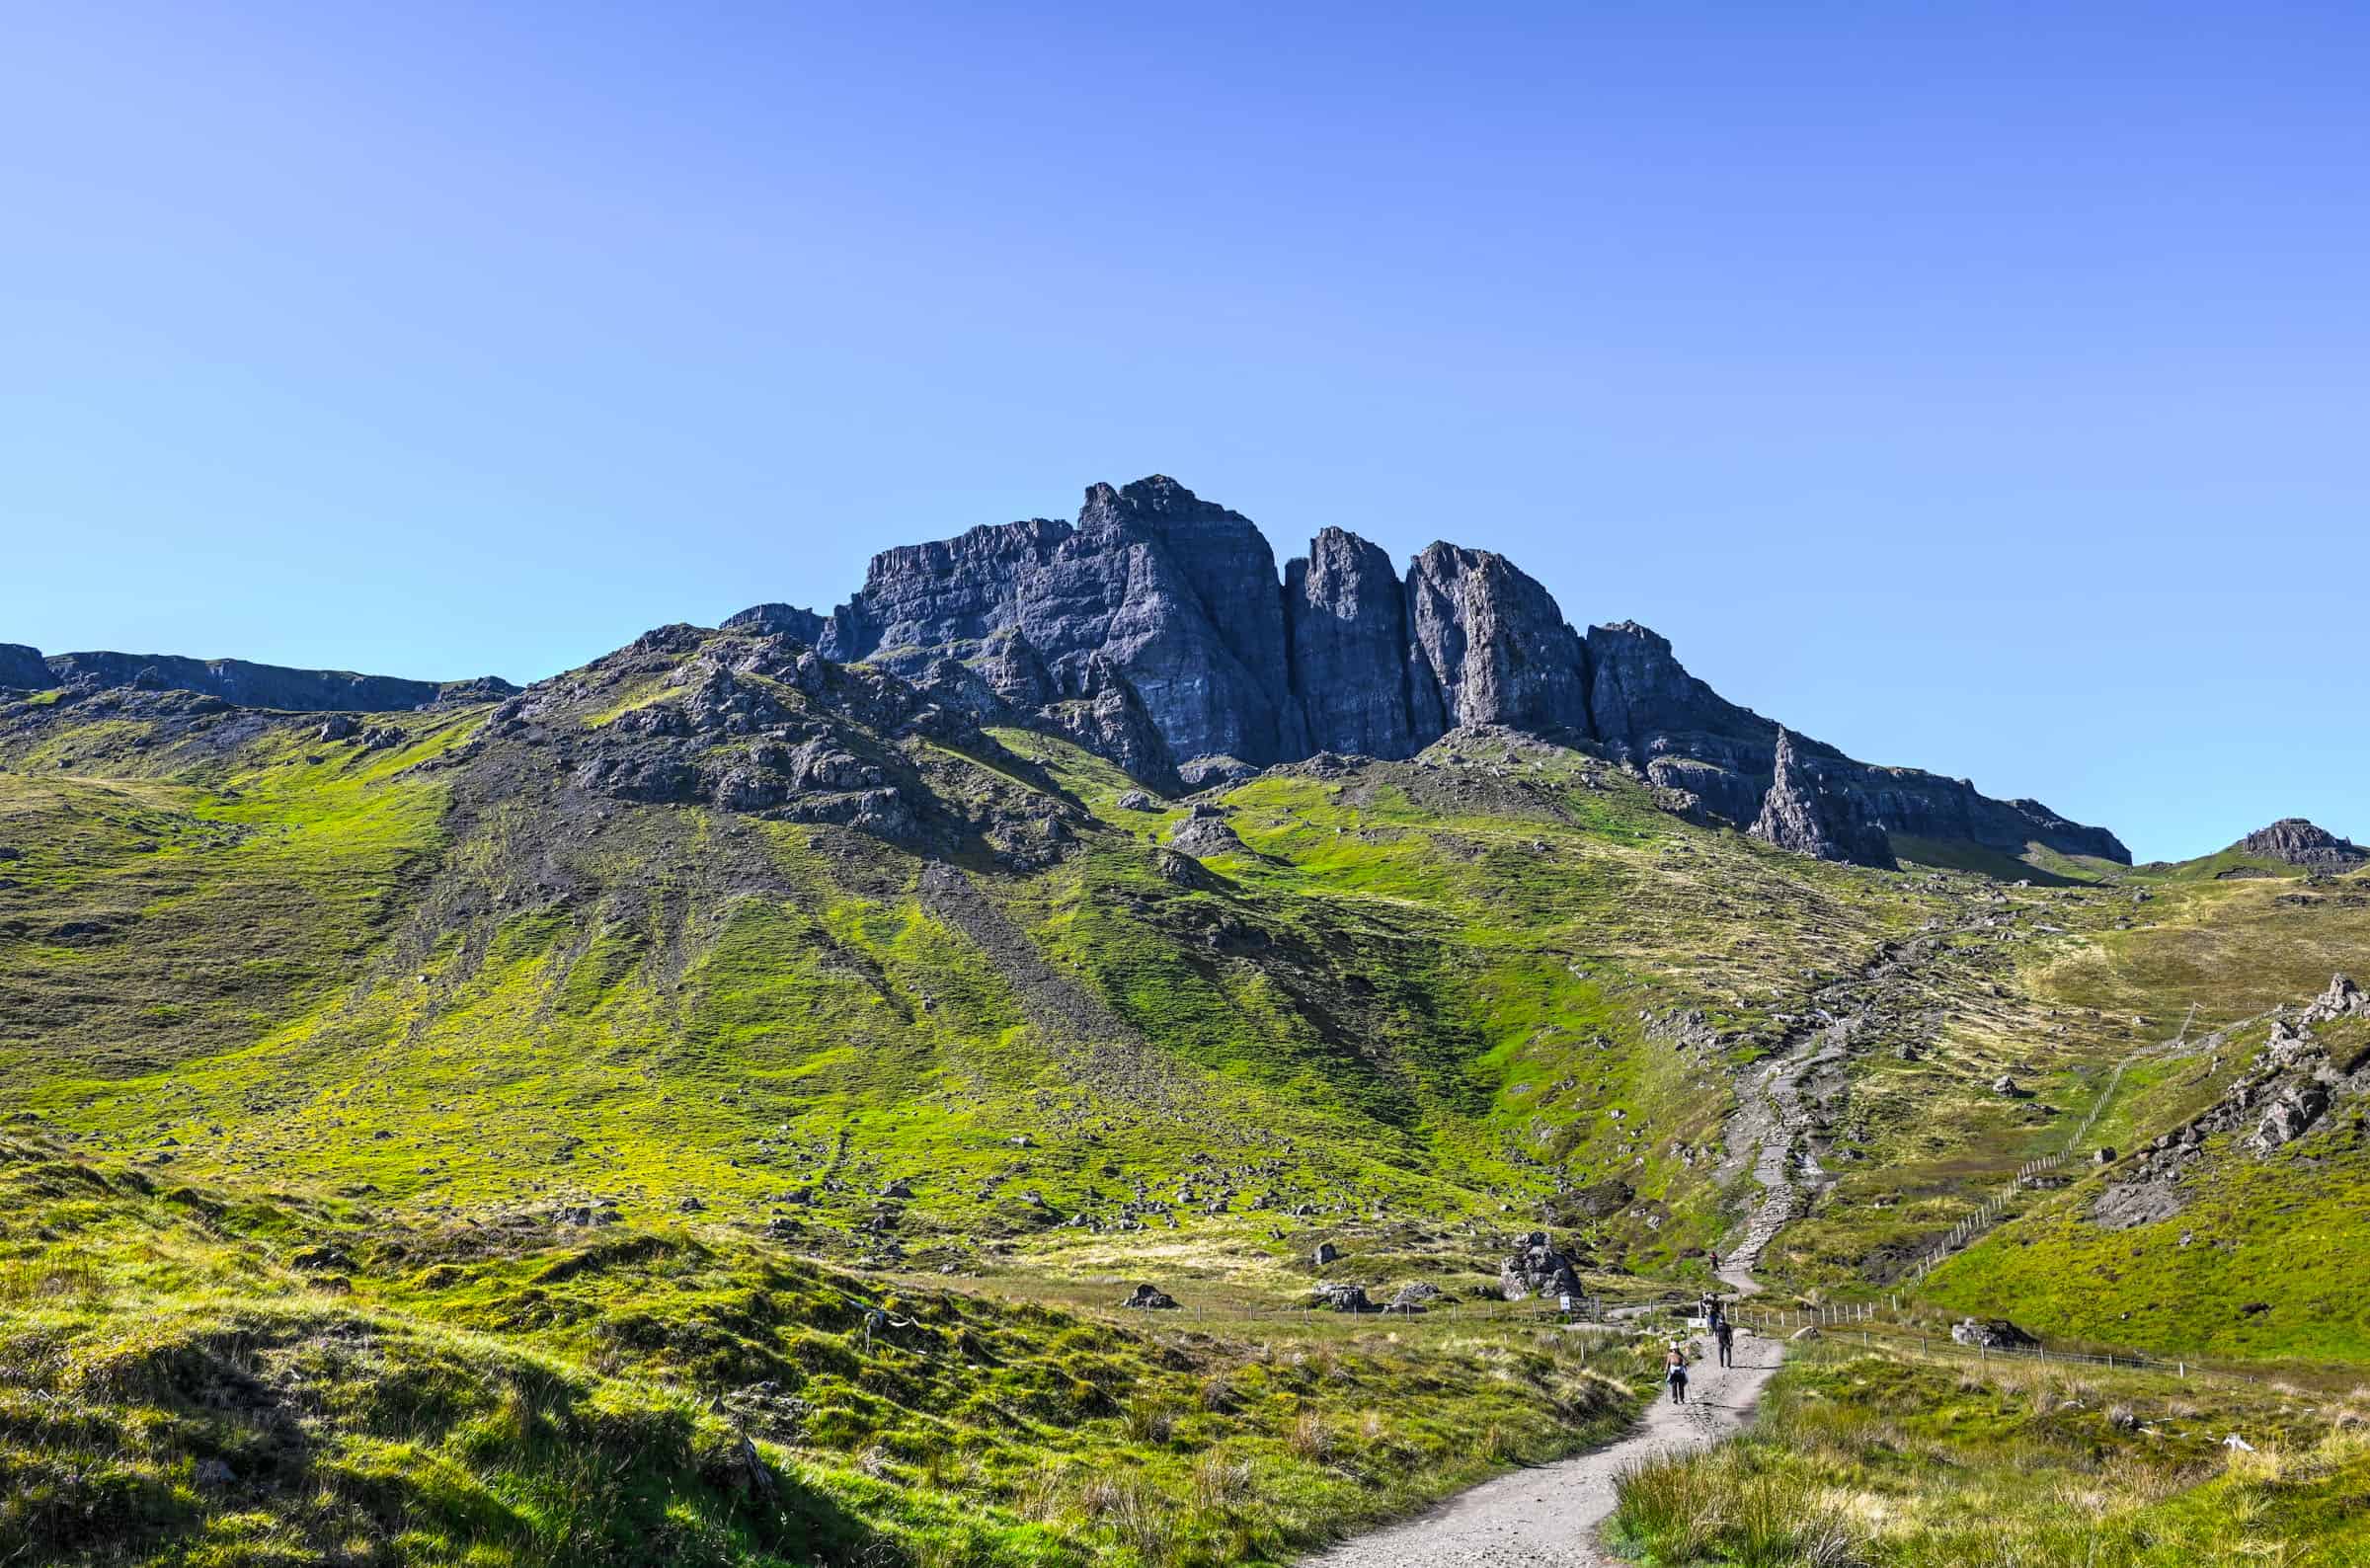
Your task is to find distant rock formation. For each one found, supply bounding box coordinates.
[0,644,50,690]
[33,650,515,712]
[1749,729,1897,868]
[2236,819,2366,872]
[721,603,827,643]
[731,475,2128,863]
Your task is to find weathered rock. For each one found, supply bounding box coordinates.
[1310,1282,1373,1311]
[0,644,53,690]
[1403,543,1590,736]
[1384,1281,1444,1313]
[1116,790,1158,812]
[1499,1231,1585,1301]
[1950,1317,2038,1350]
[41,650,513,711]
[1286,527,1427,757]
[2235,819,2367,872]
[1750,729,1895,868]
[1121,1282,1179,1309]
[721,602,827,643]
[1169,817,1248,859]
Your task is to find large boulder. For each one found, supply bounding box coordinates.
[1499,1231,1585,1302]
[1949,1317,2039,1350]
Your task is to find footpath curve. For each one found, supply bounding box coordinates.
[1300,1328,1780,1568]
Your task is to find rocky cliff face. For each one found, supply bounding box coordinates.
[1285,527,1423,757]
[34,651,514,712]
[1402,543,1592,737]
[0,645,50,690]
[2236,819,2366,871]
[722,475,2129,864]
[1749,729,1897,868]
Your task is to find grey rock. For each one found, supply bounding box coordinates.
[2235,819,2367,871]
[1499,1231,1585,1302]
[1286,527,1426,757]
[1310,1282,1374,1312]
[1750,729,1896,868]
[1115,790,1158,812]
[1169,817,1248,859]
[1403,542,1590,735]
[1121,1282,1179,1309]
[1949,1317,2039,1350]
[42,650,514,712]
[0,643,53,690]
[722,602,827,643]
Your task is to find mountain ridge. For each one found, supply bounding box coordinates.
[738,475,2129,868]
[3,474,2128,867]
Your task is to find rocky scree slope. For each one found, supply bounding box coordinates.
[738,475,2127,870]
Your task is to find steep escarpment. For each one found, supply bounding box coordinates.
[5,644,514,710]
[742,476,2127,868]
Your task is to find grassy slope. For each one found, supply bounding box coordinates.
[10,664,2370,1562]
[0,1135,1651,1568]
[1612,1337,2370,1566]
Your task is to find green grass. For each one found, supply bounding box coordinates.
[0,1136,1654,1566]
[1611,1339,2370,1566]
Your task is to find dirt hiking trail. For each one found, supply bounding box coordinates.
[1303,1327,1781,1567]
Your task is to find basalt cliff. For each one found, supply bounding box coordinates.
[731,475,2127,869]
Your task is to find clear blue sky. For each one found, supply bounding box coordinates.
[4,2,2363,860]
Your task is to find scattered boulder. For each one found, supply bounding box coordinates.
[1121,1283,1179,1310]
[1116,790,1157,812]
[317,716,357,742]
[1312,1241,1340,1267]
[1950,1317,2039,1350]
[1310,1282,1373,1312]
[1499,1231,1584,1302]
[1384,1281,1443,1314]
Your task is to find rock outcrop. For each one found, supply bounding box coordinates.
[2234,819,2366,872]
[743,477,2128,863]
[0,644,52,690]
[37,651,514,712]
[1749,729,1897,869]
[1285,527,1425,757]
[1402,543,1591,737]
[721,602,827,644]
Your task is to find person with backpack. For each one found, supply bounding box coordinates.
[1714,1316,1736,1369]
[1665,1343,1690,1403]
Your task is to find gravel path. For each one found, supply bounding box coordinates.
[1301,1329,1782,1567]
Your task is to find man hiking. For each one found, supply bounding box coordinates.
[1664,1343,1690,1404]
[1714,1315,1735,1369]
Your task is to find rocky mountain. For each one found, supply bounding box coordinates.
[740,475,2129,869]
[2235,818,2366,871]
[0,643,514,711]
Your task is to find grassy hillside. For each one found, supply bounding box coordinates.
[1612,1336,2370,1566]
[6,637,2370,1563]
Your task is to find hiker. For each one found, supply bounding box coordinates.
[1715,1316,1735,1368]
[1665,1344,1690,1403]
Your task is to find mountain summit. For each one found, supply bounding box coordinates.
[737,475,2129,868]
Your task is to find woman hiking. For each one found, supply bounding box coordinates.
[1664,1343,1690,1404]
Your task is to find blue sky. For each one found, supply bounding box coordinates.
[3,2,2363,860]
